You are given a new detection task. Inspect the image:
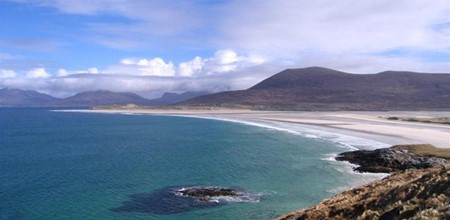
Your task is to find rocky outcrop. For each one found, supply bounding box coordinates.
[111,186,259,215]
[176,187,242,202]
[335,145,448,173]
[276,145,450,220]
[276,164,450,220]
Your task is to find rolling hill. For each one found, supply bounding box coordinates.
[147,91,210,106]
[182,67,450,110]
[61,90,152,107]
[0,89,209,107]
[0,88,60,107]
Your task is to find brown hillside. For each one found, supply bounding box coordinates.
[182,67,450,110]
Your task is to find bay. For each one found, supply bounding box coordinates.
[1,108,373,219]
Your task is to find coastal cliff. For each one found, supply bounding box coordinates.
[277,145,450,220]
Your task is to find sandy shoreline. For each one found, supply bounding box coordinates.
[63,109,450,149]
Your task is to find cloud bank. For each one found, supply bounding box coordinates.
[1,0,448,97]
[0,50,276,98]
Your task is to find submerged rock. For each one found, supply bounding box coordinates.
[110,186,219,214]
[176,187,242,201]
[111,185,259,215]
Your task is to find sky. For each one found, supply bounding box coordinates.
[0,0,449,98]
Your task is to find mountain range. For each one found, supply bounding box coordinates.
[1,67,449,110]
[182,67,450,110]
[0,89,207,107]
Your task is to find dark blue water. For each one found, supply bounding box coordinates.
[0,108,370,219]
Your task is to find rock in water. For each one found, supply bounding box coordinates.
[111,185,260,214]
[335,145,448,173]
[176,187,243,201]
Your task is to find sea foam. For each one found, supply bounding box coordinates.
[171,115,389,151]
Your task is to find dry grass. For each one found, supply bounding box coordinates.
[381,116,450,125]
[393,144,450,159]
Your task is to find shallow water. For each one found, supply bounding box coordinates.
[1,108,383,219]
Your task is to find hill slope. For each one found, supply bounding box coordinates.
[61,90,152,107]
[147,91,209,106]
[0,89,155,107]
[183,67,450,110]
[0,89,209,107]
[277,145,450,220]
[0,88,60,107]
[277,164,449,220]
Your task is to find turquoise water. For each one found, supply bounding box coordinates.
[1,108,369,219]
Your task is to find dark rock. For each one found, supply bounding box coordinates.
[177,187,242,201]
[335,146,448,173]
[276,164,450,220]
[111,185,259,215]
[386,117,399,120]
[110,186,219,214]
[379,207,400,220]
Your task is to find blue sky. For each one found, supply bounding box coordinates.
[0,0,449,98]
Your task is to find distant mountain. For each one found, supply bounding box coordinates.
[182,67,450,110]
[0,88,60,107]
[148,91,210,106]
[60,90,152,107]
[3,67,449,110]
[0,89,153,107]
[0,89,210,107]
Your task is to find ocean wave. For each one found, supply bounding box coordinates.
[321,153,339,162]
[175,115,389,151]
[172,115,303,135]
[60,110,389,151]
[173,115,391,187]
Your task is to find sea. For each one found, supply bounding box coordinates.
[0,108,387,220]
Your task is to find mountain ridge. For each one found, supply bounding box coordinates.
[0,88,60,107]
[0,89,206,107]
[2,67,449,109]
[148,91,210,106]
[62,90,152,107]
[182,67,450,110]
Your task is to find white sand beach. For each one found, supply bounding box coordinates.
[70,109,450,149]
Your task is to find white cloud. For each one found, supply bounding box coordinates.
[218,0,449,63]
[215,50,238,64]
[202,50,239,73]
[57,68,69,77]
[8,0,448,74]
[26,68,51,78]
[104,50,265,78]
[87,67,99,74]
[0,50,275,97]
[201,49,265,74]
[178,56,204,77]
[111,57,176,76]
[0,69,16,78]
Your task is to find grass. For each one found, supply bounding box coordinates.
[393,144,450,159]
[381,116,450,125]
